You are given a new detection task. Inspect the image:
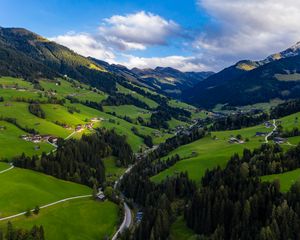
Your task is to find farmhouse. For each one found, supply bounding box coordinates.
[228,137,244,144]
[274,137,288,144]
[96,188,106,201]
[255,132,268,137]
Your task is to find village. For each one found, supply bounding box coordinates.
[20,117,104,147]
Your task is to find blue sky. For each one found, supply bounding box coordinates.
[1,0,300,71]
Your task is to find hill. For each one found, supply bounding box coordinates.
[183,42,300,108]
[90,57,213,97]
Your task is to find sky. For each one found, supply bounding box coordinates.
[1,0,300,72]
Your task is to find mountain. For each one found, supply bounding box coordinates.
[0,27,121,92]
[183,42,300,108]
[130,66,213,97]
[90,57,213,97]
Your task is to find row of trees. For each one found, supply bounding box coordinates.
[210,111,269,131]
[270,99,300,119]
[0,222,44,240]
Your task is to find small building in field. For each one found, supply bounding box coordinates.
[96,188,106,201]
[274,137,288,144]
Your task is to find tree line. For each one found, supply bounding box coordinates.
[0,222,44,240]
[13,129,133,187]
[185,144,300,239]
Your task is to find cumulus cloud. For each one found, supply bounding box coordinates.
[50,32,115,61]
[195,0,300,68]
[118,55,211,72]
[99,11,180,50]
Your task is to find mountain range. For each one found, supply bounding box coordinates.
[2,26,300,109]
[183,42,300,108]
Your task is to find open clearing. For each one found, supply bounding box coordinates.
[0,199,118,240]
[0,167,91,217]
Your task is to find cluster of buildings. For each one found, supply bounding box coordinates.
[21,134,58,144]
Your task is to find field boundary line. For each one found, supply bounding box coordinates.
[0,194,92,221]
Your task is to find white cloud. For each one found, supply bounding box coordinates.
[195,0,300,69]
[50,33,115,61]
[117,55,211,72]
[99,11,180,50]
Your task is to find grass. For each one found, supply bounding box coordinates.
[169,216,197,240]
[103,156,126,183]
[168,100,196,110]
[0,167,91,217]
[0,199,119,240]
[0,121,53,159]
[152,112,300,183]
[0,102,71,138]
[41,104,87,127]
[0,89,44,101]
[0,76,33,89]
[278,112,300,131]
[261,169,300,192]
[151,124,270,183]
[0,162,10,171]
[117,84,158,108]
[168,118,189,129]
[103,105,151,121]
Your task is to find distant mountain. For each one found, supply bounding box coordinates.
[183,42,300,108]
[0,27,121,92]
[91,57,213,97]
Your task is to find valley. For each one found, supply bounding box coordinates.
[1,23,300,240]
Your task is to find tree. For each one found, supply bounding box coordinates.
[25,208,32,217]
[33,206,40,215]
[93,184,98,199]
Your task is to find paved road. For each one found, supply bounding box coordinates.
[0,194,92,222]
[265,119,277,143]
[0,164,14,174]
[112,164,135,240]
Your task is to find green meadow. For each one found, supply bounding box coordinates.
[151,124,271,183]
[262,169,300,192]
[0,199,118,240]
[0,102,71,138]
[117,84,159,108]
[0,167,91,217]
[103,105,151,121]
[169,216,197,240]
[0,121,53,159]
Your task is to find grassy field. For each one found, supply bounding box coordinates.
[261,169,300,192]
[41,104,87,127]
[103,156,126,183]
[117,84,158,108]
[0,121,53,159]
[0,167,91,217]
[151,124,271,183]
[0,77,33,89]
[103,105,151,121]
[0,162,10,171]
[151,111,300,183]
[169,216,197,240]
[278,112,300,130]
[0,102,71,138]
[0,199,118,240]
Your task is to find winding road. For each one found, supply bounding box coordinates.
[0,194,92,222]
[265,119,277,143]
[112,165,134,240]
